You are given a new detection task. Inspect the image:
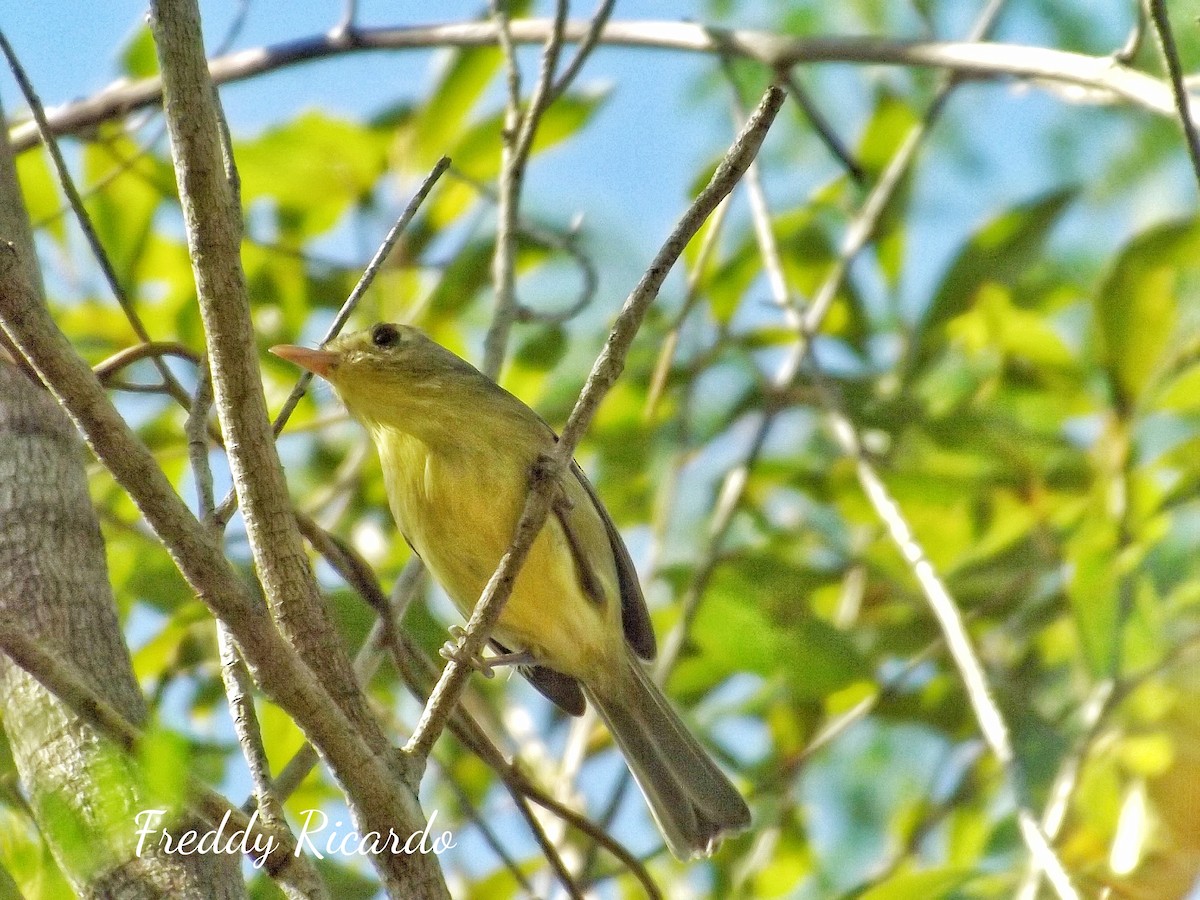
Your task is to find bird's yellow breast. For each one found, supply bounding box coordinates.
[372,423,621,677]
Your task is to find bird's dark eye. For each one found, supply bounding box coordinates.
[371,323,400,348]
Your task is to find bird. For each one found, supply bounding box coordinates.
[271,322,750,859]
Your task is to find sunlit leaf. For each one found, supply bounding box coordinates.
[407,46,502,169]
[120,26,158,79]
[236,112,391,237]
[912,189,1076,372]
[858,866,974,900]
[1095,217,1199,411]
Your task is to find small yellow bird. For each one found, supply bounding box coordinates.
[272,323,750,858]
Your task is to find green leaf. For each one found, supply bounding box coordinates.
[137,726,191,814]
[407,46,502,168]
[83,133,171,287]
[857,90,918,180]
[858,867,974,900]
[913,189,1076,370]
[425,239,493,321]
[452,91,608,181]
[16,145,65,243]
[1094,217,1199,411]
[1066,507,1122,677]
[677,563,867,700]
[1154,360,1200,412]
[120,26,158,79]
[513,325,568,371]
[854,87,916,289]
[236,112,390,237]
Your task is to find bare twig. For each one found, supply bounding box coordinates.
[94,341,202,385]
[448,166,598,326]
[333,0,358,42]
[1114,2,1147,64]
[548,0,616,103]
[780,69,864,181]
[1015,680,1115,900]
[403,82,786,764]
[184,357,217,522]
[481,0,569,378]
[442,775,535,895]
[1146,0,1200,192]
[514,792,587,900]
[9,19,1187,154]
[646,198,733,418]
[217,626,302,870]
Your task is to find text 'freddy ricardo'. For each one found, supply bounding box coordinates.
[133,808,456,867]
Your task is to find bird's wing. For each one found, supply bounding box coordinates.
[492,639,586,715]
[530,412,658,662]
[570,461,657,661]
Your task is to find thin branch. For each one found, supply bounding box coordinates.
[184,357,217,522]
[644,194,732,417]
[1114,2,1147,64]
[1016,680,1115,900]
[94,341,202,384]
[780,69,864,181]
[333,0,358,42]
[217,625,300,867]
[513,792,587,900]
[447,166,598,327]
[34,122,169,230]
[8,19,1186,153]
[1146,0,1200,192]
[442,775,534,895]
[481,0,569,378]
[402,82,786,764]
[547,0,616,104]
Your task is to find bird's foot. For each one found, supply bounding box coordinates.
[439,626,535,678]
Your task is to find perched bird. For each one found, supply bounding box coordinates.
[272,323,750,858]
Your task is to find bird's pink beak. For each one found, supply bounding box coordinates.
[269,345,339,378]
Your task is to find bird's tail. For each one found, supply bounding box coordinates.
[584,651,750,859]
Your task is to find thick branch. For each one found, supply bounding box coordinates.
[144,2,444,894]
[147,0,379,742]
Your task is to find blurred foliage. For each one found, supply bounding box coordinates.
[5,1,1200,898]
